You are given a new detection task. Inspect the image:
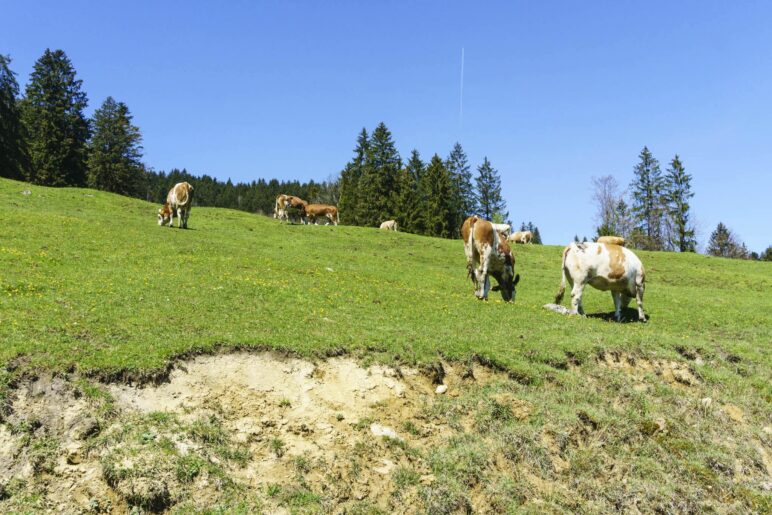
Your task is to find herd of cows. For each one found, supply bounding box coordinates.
[156,182,647,323]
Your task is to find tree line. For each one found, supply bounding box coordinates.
[592,146,770,260]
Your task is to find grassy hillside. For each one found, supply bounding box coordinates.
[1,178,771,512]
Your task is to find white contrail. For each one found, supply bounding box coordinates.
[459,47,465,137]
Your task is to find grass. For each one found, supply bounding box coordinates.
[1,178,771,512]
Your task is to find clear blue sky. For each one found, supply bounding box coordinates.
[4,1,771,250]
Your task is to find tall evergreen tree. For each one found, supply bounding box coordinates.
[20,49,90,186]
[707,222,747,259]
[664,155,696,252]
[445,142,475,232]
[420,154,454,238]
[338,128,369,225]
[475,157,507,222]
[395,149,425,233]
[358,122,401,226]
[629,146,665,250]
[0,55,27,179]
[87,97,144,196]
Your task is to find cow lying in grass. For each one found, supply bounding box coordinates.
[158,182,194,228]
[554,241,647,322]
[461,216,520,301]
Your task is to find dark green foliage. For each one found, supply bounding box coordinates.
[358,122,401,227]
[395,149,425,233]
[0,55,27,179]
[707,222,747,259]
[630,146,665,250]
[20,49,90,186]
[475,157,507,222]
[761,246,772,262]
[87,97,144,196]
[420,155,455,238]
[338,128,369,225]
[664,155,696,252]
[445,142,475,234]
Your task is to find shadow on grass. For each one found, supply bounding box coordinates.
[586,308,649,324]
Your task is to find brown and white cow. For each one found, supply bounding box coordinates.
[274,194,289,220]
[461,216,520,301]
[554,242,646,322]
[304,204,339,225]
[380,220,398,231]
[158,182,194,228]
[508,230,532,244]
[278,196,308,224]
[490,223,511,238]
[596,235,626,246]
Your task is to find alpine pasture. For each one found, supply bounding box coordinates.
[1,177,770,513]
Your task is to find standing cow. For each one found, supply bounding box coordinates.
[380,220,398,231]
[508,230,532,244]
[461,216,520,301]
[554,242,647,322]
[158,182,194,228]
[304,204,339,225]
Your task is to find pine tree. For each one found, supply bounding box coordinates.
[0,55,27,179]
[664,155,696,252]
[445,142,475,234]
[707,222,747,259]
[20,49,90,186]
[87,97,144,196]
[630,146,665,250]
[358,122,401,226]
[420,154,454,238]
[761,246,772,262]
[475,157,507,222]
[532,226,542,244]
[395,149,424,233]
[338,128,369,225]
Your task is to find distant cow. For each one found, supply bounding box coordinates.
[461,216,520,301]
[554,241,647,322]
[508,230,532,244]
[304,204,339,225]
[491,223,511,238]
[596,235,626,246]
[380,220,398,231]
[280,196,308,224]
[274,194,289,220]
[158,182,194,228]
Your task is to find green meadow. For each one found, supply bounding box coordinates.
[1,177,770,512]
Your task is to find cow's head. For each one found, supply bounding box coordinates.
[491,254,520,301]
[158,204,173,225]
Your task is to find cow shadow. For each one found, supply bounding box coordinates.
[586,308,649,324]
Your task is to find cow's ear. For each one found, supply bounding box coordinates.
[514,274,521,285]
[491,285,501,291]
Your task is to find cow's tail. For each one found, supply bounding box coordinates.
[554,245,571,305]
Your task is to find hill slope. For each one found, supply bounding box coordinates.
[1,178,770,512]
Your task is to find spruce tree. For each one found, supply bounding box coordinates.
[421,154,454,238]
[761,246,772,262]
[630,146,665,250]
[358,122,401,226]
[475,157,507,222]
[445,142,475,233]
[664,155,696,252]
[395,149,425,233]
[707,222,747,259]
[338,128,369,225]
[0,55,27,179]
[87,97,144,196]
[20,49,90,186]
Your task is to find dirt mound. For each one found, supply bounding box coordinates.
[0,352,506,513]
[598,351,700,387]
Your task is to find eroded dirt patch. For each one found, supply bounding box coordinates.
[598,351,700,387]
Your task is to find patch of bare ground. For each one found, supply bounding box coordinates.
[598,350,700,387]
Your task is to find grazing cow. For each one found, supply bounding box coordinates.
[596,235,626,246]
[491,223,511,238]
[380,220,398,231]
[554,242,647,322]
[461,216,520,301]
[508,230,532,244]
[280,196,308,224]
[159,182,194,228]
[304,204,339,225]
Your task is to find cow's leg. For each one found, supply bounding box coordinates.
[570,282,585,316]
[612,292,623,322]
[477,247,492,300]
[635,283,646,322]
[168,207,175,227]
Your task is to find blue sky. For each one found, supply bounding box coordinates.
[3,1,771,250]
